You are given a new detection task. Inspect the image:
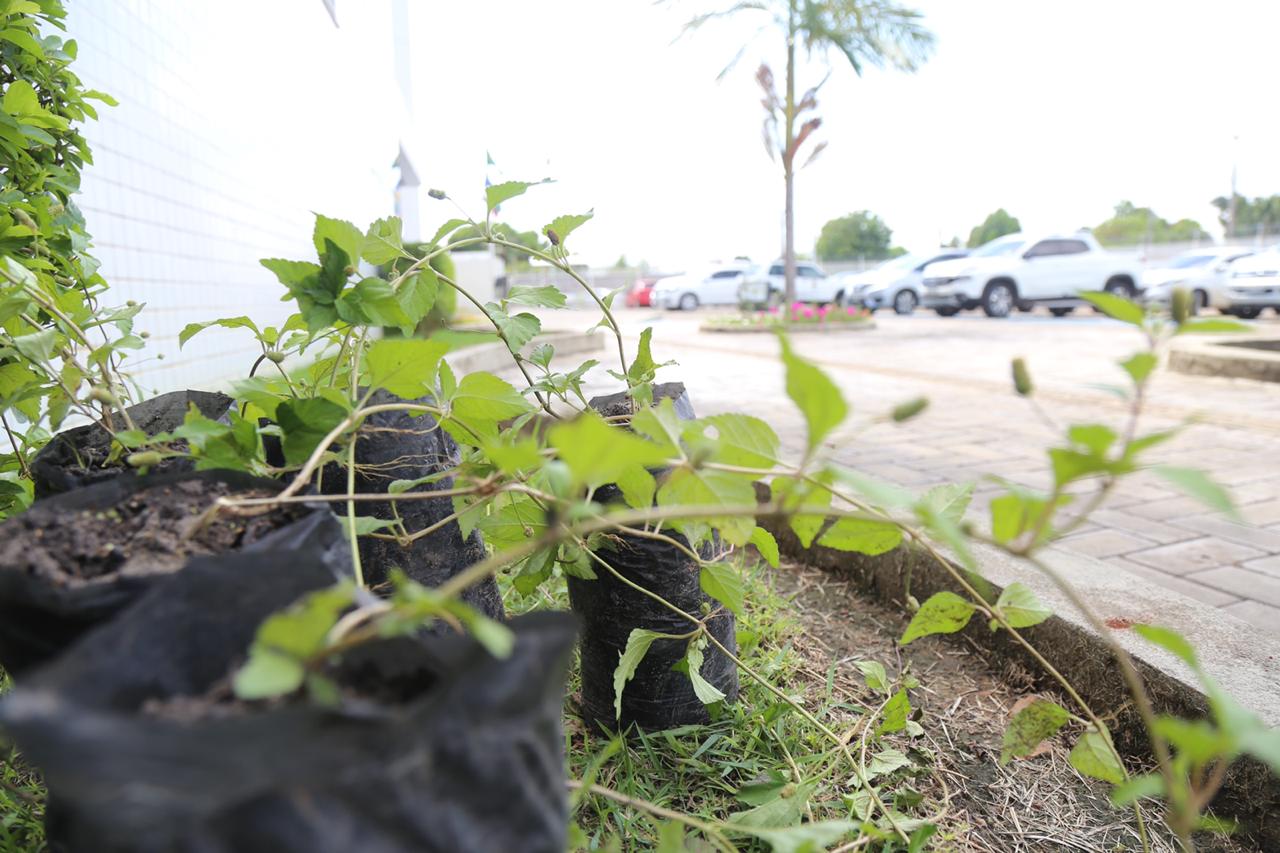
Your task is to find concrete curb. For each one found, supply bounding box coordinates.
[760,503,1280,846]
[698,321,876,335]
[1169,332,1280,383]
[445,329,605,374]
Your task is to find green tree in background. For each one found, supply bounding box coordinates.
[967,208,1021,247]
[676,0,933,305]
[1212,194,1280,240]
[1093,201,1208,247]
[815,210,898,260]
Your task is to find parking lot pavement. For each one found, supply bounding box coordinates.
[564,307,1280,633]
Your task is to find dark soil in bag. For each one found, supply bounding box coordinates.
[31,389,233,499]
[0,543,576,853]
[568,382,739,732]
[268,388,503,620]
[0,469,340,676]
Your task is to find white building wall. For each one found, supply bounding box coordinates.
[66,1,416,396]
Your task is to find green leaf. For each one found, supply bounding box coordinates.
[337,277,409,327]
[346,516,397,536]
[613,628,666,719]
[1153,466,1238,520]
[549,411,668,488]
[919,482,972,525]
[624,326,669,407]
[1000,699,1069,763]
[630,397,683,455]
[867,747,912,778]
[733,821,858,853]
[1069,727,1124,784]
[396,267,439,325]
[364,338,447,399]
[727,781,814,830]
[544,210,593,247]
[855,660,888,693]
[476,493,546,550]
[992,582,1052,629]
[1133,624,1199,670]
[260,257,322,288]
[1120,351,1158,384]
[484,303,542,353]
[878,688,911,734]
[658,467,756,546]
[817,517,901,555]
[362,216,405,264]
[178,316,260,348]
[749,526,779,568]
[685,636,727,705]
[1081,291,1145,325]
[428,217,469,247]
[232,649,305,700]
[615,463,656,510]
[655,821,687,853]
[448,372,533,439]
[505,284,567,308]
[1067,423,1117,456]
[1109,773,1164,807]
[0,27,45,58]
[276,397,348,465]
[772,475,831,548]
[899,591,975,645]
[778,333,847,451]
[486,179,550,213]
[13,328,56,362]
[701,413,780,468]
[700,562,744,616]
[512,547,557,596]
[908,824,938,853]
[312,213,364,267]
[990,490,1068,545]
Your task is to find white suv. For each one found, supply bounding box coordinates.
[738,261,838,307]
[651,262,754,310]
[921,232,1143,318]
[1139,247,1255,314]
[1218,249,1280,318]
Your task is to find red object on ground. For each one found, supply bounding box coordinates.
[625,278,655,308]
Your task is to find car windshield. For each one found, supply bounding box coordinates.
[1167,254,1218,269]
[972,237,1026,257]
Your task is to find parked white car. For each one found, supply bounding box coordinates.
[1139,247,1255,314]
[841,250,970,315]
[652,262,753,310]
[1217,249,1280,318]
[737,260,837,307]
[920,232,1143,318]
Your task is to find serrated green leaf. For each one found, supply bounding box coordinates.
[733,820,858,853]
[1081,291,1144,325]
[867,747,912,778]
[13,328,56,362]
[878,688,911,734]
[312,213,364,266]
[702,413,780,468]
[177,316,260,348]
[778,333,847,451]
[545,210,593,247]
[484,303,542,353]
[505,284,567,308]
[1000,699,1069,763]
[1153,465,1238,520]
[615,463,657,510]
[613,628,666,719]
[817,517,902,555]
[659,467,756,546]
[630,397,683,455]
[486,179,551,213]
[362,216,405,264]
[685,636,727,705]
[899,591,975,645]
[727,781,814,830]
[855,660,888,693]
[346,516,397,536]
[1133,624,1199,670]
[992,582,1052,629]
[276,397,347,465]
[1109,773,1164,807]
[397,267,440,325]
[232,649,305,700]
[1069,727,1124,784]
[700,562,744,616]
[549,411,667,488]
[476,492,546,550]
[364,338,447,399]
[919,482,972,525]
[749,526,779,568]
[1067,423,1117,456]
[1120,351,1158,384]
[772,475,831,549]
[447,372,532,441]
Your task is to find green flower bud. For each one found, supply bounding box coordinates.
[126,300,138,307]
[1011,357,1033,397]
[140,331,150,339]
[1171,288,1192,325]
[427,188,446,200]
[891,397,929,423]
[126,451,163,468]
[266,350,286,364]
[88,387,117,405]
[12,208,37,230]
[343,264,356,277]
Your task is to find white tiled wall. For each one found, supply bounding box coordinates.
[66,1,415,395]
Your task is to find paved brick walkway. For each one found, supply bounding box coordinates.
[563,307,1280,634]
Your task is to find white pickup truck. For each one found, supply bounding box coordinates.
[920,232,1142,318]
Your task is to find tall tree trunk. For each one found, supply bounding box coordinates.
[783,2,797,308]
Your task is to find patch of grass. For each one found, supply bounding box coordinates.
[0,671,44,853]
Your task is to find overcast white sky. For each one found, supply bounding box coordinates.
[410,1,1280,269]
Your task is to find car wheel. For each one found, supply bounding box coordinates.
[678,293,699,311]
[1050,307,1074,317]
[1105,278,1134,300]
[934,306,960,317]
[982,281,1016,318]
[893,290,918,315]
[1229,306,1262,320]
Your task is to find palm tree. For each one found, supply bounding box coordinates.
[678,1,934,305]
